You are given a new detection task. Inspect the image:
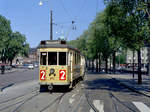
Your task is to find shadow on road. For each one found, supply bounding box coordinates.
[85,72,143,97]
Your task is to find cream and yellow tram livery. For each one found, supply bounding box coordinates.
[38,40,85,90]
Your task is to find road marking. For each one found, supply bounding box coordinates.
[81,84,84,87]
[90,108,94,112]
[133,102,150,112]
[69,98,75,104]
[72,94,76,97]
[90,100,104,112]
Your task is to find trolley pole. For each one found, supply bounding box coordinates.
[50,10,53,40]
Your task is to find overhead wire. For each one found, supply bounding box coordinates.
[69,0,88,40]
[74,0,87,22]
[56,0,90,40]
[58,0,73,20]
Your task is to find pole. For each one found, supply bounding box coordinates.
[132,50,135,78]
[50,10,53,40]
[138,49,142,84]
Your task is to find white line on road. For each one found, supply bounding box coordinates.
[90,100,104,112]
[133,102,150,112]
[72,94,76,97]
[81,84,84,87]
[69,98,75,104]
[90,108,94,112]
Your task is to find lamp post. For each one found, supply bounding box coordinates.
[50,10,53,40]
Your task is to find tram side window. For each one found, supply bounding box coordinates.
[48,52,57,65]
[40,52,47,65]
[59,52,66,65]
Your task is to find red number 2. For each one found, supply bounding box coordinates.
[40,70,46,80]
[59,70,66,80]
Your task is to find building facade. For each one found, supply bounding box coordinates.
[126,47,149,68]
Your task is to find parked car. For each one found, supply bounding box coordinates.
[141,67,147,72]
[5,65,12,70]
[28,64,34,69]
[12,63,16,68]
[34,63,38,68]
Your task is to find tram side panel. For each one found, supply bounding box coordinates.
[72,52,81,82]
[80,56,86,78]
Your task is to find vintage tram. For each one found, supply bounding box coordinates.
[38,40,85,90]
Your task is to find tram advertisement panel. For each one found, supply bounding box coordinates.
[59,70,66,80]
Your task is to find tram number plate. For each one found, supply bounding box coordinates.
[40,70,46,80]
[59,70,66,80]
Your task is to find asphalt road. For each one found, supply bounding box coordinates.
[0,68,39,90]
[0,69,150,112]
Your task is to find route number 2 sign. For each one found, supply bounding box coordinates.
[40,70,46,80]
[59,70,66,80]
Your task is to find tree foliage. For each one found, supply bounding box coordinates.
[68,0,150,77]
[0,15,29,64]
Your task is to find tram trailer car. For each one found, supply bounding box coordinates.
[38,40,85,91]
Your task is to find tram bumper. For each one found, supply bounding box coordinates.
[39,82,70,86]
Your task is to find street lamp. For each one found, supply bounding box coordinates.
[38,0,53,40]
[38,1,43,6]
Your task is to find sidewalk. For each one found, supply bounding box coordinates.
[108,73,150,97]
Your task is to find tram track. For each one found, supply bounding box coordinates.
[0,77,84,112]
[85,91,99,112]
[39,83,80,112]
[0,89,40,112]
[0,88,39,105]
[39,93,66,112]
[8,88,68,112]
[107,78,138,112]
[108,91,137,112]
[84,75,140,112]
[47,80,82,112]
[12,92,40,112]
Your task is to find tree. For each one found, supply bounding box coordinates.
[6,32,29,65]
[104,0,150,84]
[0,15,29,65]
[104,2,125,73]
[0,15,12,63]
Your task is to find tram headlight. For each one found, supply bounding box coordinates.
[50,68,55,74]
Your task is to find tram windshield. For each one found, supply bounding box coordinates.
[40,52,67,65]
[40,52,47,65]
[48,52,57,65]
[59,52,66,65]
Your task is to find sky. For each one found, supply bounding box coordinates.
[0,0,105,48]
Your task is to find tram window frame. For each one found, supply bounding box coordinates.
[76,53,78,64]
[79,55,81,64]
[78,54,79,64]
[40,52,47,65]
[75,53,77,65]
[68,52,71,66]
[59,52,67,65]
[48,52,57,65]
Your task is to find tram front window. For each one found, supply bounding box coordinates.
[40,52,47,65]
[48,52,57,65]
[59,52,66,65]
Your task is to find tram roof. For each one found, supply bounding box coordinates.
[38,40,81,53]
